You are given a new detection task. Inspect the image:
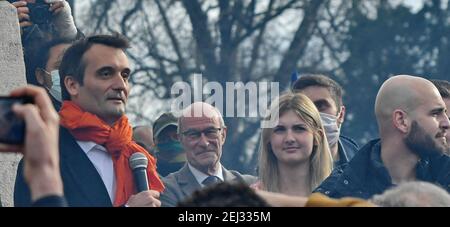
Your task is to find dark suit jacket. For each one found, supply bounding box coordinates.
[160,164,257,207]
[14,127,112,207]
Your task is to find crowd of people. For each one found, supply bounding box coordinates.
[1,0,450,207]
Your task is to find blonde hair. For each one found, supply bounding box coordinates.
[258,92,333,193]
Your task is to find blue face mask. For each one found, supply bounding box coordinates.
[48,70,62,103]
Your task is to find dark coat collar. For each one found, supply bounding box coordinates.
[59,127,112,206]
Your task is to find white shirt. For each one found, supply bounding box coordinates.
[77,141,116,203]
[188,163,224,187]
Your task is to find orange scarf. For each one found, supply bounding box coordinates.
[59,101,164,206]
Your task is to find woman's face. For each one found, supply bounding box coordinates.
[270,110,315,165]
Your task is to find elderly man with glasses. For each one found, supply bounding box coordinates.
[160,102,257,207]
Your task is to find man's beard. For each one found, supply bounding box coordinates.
[404,121,449,158]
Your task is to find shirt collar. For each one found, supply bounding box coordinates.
[335,139,348,166]
[187,162,224,186]
[76,141,107,154]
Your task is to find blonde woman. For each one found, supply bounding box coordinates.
[256,92,333,196]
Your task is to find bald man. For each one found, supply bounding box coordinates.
[315,75,450,199]
[160,102,257,207]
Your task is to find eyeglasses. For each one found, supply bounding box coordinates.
[181,127,223,141]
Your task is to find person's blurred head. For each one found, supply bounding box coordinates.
[292,74,345,147]
[132,125,154,155]
[34,39,73,102]
[177,182,269,207]
[178,102,226,175]
[370,181,450,207]
[59,34,131,125]
[258,92,333,193]
[153,112,185,162]
[375,75,450,157]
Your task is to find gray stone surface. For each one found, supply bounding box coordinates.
[0,153,22,207]
[0,0,27,207]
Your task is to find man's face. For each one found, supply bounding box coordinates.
[444,97,450,150]
[179,115,226,173]
[298,86,344,126]
[69,44,131,125]
[156,126,178,144]
[405,95,450,156]
[405,121,449,157]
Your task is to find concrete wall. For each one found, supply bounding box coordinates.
[0,0,27,207]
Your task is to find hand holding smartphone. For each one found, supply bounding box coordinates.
[2,86,63,203]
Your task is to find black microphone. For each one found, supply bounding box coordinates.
[129,152,149,192]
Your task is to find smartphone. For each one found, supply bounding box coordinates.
[0,96,33,145]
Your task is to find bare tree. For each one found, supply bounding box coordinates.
[75,0,356,173]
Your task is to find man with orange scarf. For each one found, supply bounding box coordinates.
[15,34,164,207]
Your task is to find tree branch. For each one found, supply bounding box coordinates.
[182,0,218,78]
[274,0,325,88]
[155,0,189,78]
[234,0,298,45]
[120,0,143,38]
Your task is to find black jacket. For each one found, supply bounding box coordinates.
[314,139,450,199]
[14,127,112,207]
[335,135,359,167]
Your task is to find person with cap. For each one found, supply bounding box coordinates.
[153,112,186,177]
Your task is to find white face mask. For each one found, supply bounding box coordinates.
[320,112,341,147]
[48,70,62,103]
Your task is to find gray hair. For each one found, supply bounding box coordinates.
[370,181,450,207]
[177,102,226,134]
